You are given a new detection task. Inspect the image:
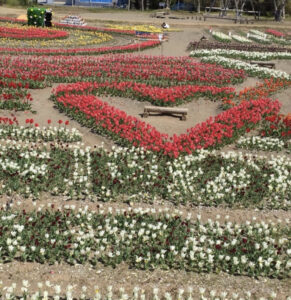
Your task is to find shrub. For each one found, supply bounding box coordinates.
[27,7,45,27]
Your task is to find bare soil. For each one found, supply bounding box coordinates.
[0,261,290,299]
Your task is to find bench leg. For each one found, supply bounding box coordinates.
[143,112,149,118]
[181,115,187,121]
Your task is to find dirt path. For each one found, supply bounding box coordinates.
[0,260,290,299]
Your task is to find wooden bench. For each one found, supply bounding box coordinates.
[249,61,275,69]
[143,106,188,121]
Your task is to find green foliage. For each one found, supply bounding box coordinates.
[27,7,45,27]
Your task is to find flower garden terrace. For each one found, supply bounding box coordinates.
[0,14,290,297]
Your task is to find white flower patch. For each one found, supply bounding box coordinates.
[99,146,161,201]
[0,142,92,198]
[0,125,82,142]
[200,55,290,79]
[231,34,252,43]
[212,31,232,42]
[0,145,49,178]
[190,49,291,61]
[267,155,291,196]
[204,164,251,202]
[249,29,269,37]
[236,136,285,151]
[166,149,209,199]
[248,33,272,44]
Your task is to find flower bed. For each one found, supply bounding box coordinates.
[190,49,291,61]
[237,78,291,102]
[200,56,290,79]
[0,80,33,111]
[211,31,232,43]
[0,208,290,277]
[0,142,92,198]
[0,25,69,40]
[260,114,291,140]
[266,29,285,38]
[52,84,281,155]
[0,131,289,208]
[0,119,81,142]
[231,34,252,44]
[0,23,112,48]
[0,55,245,88]
[0,40,160,56]
[187,41,291,53]
[53,81,235,106]
[236,136,285,151]
[248,34,272,44]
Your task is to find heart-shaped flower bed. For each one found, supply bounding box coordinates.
[52,82,281,157]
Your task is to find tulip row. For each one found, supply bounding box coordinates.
[211,31,232,43]
[0,40,160,56]
[237,78,291,102]
[190,49,291,61]
[0,55,245,87]
[0,280,286,300]
[248,34,271,44]
[209,30,290,46]
[52,82,281,156]
[247,30,291,46]
[200,56,290,79]
[0,25,69,40]
[0,207,290,278]
[236,136,286,151]
[231,34,252,44]
[53,81,235,106]
[0,137,290,209]
[0,123,82,143]
[266,29,286,38]
[187,41,291,53]
[221,78,291,109]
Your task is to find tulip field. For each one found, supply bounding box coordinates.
[0,10,290,299]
